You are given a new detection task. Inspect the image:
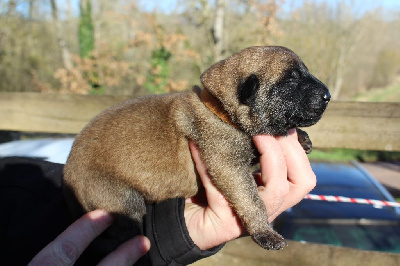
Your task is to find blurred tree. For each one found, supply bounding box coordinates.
[275,1,389,100]
[179,0,281,70]
[79,0,103,93]
[140,14,194,94]
[212,0,225,61]
[6,0,16,17]
[145,46,172,94]
[29,0,34,19]
[0,0,398,100]
[50,0,72,71]
[368,49,400,88]
[79,0,94,59]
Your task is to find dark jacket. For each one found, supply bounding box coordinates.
[0,157,222,265]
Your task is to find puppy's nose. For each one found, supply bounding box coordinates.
[323,92,331,103]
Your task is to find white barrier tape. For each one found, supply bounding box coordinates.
[305,194,400,208]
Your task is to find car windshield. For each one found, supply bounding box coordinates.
[286,219,400,253]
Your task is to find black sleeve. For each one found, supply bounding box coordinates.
[0,157,223,266]
[0,157,73,266]
[143,198,224,265]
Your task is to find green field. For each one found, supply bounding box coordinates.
[308,148,400,163]
[354,83,400,102]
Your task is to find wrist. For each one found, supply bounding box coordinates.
[184,201,243,250]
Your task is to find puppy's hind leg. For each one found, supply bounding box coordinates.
[106,185,147,244]
[80,175,147,253]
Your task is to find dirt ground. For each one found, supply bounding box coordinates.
[361,162,400,198]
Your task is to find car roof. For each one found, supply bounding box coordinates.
[311,162,390,199]
[0,138,74,164]
[282,161,400,221]
[289,199,400,221]
[313,162,376,188]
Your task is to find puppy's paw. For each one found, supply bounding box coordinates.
[296,128,312,154]
[252,230,287,250]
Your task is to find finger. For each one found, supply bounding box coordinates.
[252,135,289,218]
[253,134,288,187]
[277,128,316,197]
[29,210,113,266]
[269,129,316,221]
[98,236,150,266]
[187,141,243,247]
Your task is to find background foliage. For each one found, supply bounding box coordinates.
[0,0,399,101]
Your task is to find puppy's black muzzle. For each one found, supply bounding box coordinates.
[302,85,330,126]
[309,89,330,113]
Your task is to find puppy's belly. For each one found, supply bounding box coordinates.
[109,137,199,202]
[66,92,201,211]
[125,164,200,203]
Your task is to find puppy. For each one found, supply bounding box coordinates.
[63,46,330,250]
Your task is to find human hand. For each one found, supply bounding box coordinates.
[28,210,150,266]
[184,128,316,250]
[253,128,316,222]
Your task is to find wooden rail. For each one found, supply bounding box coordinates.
[193,237,400,266]
[0,92,399,151]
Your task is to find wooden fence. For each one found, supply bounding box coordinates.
[0,92,399,151]
[1,93,400,264]
[193,238,400,266]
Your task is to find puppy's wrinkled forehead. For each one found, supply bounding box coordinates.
[236,46,302,83]
[201,46,303,96]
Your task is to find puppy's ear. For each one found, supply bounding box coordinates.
[200,60,225,95]
[238,74,259,106]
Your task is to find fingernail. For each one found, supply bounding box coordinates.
[288,128,296,135]
[90,210,114,226]
[138,236,151,254]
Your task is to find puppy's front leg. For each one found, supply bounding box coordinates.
[296,128,312,154]
[201,144,286,250]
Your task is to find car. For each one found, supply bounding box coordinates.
[273,161,400,253]
[0,138,74,164]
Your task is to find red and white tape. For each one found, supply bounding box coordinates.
[304,194,400,208]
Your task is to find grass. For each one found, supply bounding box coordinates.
[354,83,400,102]
[308,148,400,163]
